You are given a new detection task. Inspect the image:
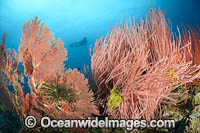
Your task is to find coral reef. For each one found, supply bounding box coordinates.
[0,8,200,133]
[0,17,98,132]
[91,8,200,122]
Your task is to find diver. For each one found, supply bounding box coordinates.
[70,37,87,47]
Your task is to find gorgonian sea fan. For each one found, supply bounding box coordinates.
[91,8,200,121]
[18,17,67,88]
[0,33,25,120]
[0,33,7,71]
[16,17,98,121]
[0,33,15,112]
[24,69,98,120]
[61,69,99,119]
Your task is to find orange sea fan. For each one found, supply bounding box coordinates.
[0,33,7,71]
[0,33,15,112]
[0,16,99,126]
[61,69,99,118]
[16,16,98,121]
[18,16,67,87]
[17,16,98,121]
[0,33,26,119]
[22,69,98,120]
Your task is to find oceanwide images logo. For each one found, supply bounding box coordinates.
[24,115,175,130]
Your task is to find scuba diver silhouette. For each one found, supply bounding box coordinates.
[70,37,88,47]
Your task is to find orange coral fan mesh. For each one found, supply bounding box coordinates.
[0,17,98,123]
[22,69,98,120]
[18,17,67,86]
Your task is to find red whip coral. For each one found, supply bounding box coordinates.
[181,27,200,86]
[91,8,200,121]
[182,27,200,66]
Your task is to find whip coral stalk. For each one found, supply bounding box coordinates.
[181,27,200,86]
[91,8,200,121]
[182,27,200,66]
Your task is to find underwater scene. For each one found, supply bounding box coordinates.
[0,0,200,132]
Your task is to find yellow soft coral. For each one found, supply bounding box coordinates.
[168,67,178,84]
[107,88,123,110]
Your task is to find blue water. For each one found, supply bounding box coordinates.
[0,0,200,72]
